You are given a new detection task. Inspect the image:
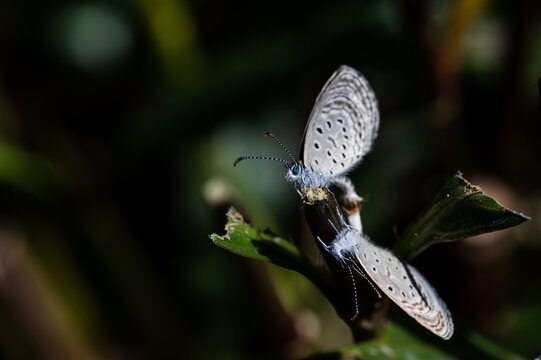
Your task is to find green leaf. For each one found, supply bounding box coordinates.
[466,331,527,360]
[209,207,334,300]
[393,172,530,261]
[303,324,528,360]
[303,324,458,360]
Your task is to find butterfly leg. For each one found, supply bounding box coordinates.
[315,236,332,252]
[293,183,303,197]
[326,218,341,235]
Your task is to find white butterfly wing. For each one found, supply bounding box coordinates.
[301,65,379,178]
[354,234,454,340]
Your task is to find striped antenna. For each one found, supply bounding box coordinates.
[264,132,297,163]
[349,259,382,299]
[345,264,360,321]
[234,156,290,167]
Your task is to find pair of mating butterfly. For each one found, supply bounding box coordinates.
[235,66,453,340]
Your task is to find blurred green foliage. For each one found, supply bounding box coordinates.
[0,0,540,359]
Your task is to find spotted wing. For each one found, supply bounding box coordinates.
[354,234,454,340]
[301,65,379,178]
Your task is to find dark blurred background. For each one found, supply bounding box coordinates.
[0,0,540,359]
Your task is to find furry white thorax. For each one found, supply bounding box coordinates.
[285,163,329,189]
[328,226,363,261]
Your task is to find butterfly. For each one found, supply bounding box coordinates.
[318,220,454,340]
[234,65,379,195]
[234,65,454,339]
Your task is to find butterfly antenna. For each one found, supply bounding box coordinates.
[233,156,290,167]
[264,132,297,163]
[350,260,382,299]
[345,264,360,321]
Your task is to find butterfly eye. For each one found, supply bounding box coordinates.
[291,164,301,176]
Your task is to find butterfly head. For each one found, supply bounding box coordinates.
[284,160,304,182]
[327,226,360,262]
[234,132,303,178]
[234,132,329,190]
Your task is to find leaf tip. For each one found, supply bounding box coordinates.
[209,233,222,245]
